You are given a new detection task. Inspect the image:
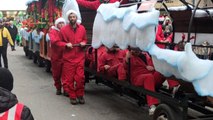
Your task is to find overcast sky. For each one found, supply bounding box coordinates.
[0,0,27,10]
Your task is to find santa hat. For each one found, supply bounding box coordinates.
[158,16,165,22]
[66,10,78,19]
[0,68,14,91]
[55,17,66,26]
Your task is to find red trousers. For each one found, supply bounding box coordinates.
[132,73,159,107]
[167,79,179,88]
[106,63,126,81]
[51,61,63,90]
[154,72,179,88]
[62,62,85,99]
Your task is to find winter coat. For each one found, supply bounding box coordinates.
[0,87,34,120]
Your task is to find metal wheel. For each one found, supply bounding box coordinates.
[153,104,181,120]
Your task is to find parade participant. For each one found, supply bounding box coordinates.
[0,68,34,120]
[98,46,127,81]
[57,10,87,105]
[49,17,66,95]
[85,45,105,70]
[125,49,164,115]
[6,21,18,51]
[155,16,173,49]
[0,18,14,69]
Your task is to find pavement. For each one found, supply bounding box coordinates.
[6,46,152,120]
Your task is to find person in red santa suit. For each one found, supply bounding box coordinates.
[77,0,128,10]
[85,45,106,70]
[48,17,66,95]
[98,46,127,81]
[156,17,180,92]
[125,48,165,115]
[56,10,87,105]
[155,16,173,49]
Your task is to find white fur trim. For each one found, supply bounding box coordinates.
[66,10,78,19]
[55,17,66,26]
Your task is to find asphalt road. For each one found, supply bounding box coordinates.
[7,46,152,120]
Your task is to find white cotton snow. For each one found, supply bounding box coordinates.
[92,1,213,97]
[122,10,159,31]
[97,2,137,22]
[92,13,105,48]
[176,43,213,81]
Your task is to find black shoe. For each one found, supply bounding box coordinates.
[78,97,85,104]
[56,89,62,95]
[63,92,69,97]
[70,98,77,105]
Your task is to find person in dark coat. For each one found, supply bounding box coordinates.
[0,68,34,120]
[6,21,18,51]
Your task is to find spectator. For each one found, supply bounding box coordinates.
[0,18,14,69]
[0,68,34,120]
[6,21,18,51]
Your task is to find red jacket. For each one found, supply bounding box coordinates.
[58,24,87,63]
[99,50,126,72]
[129,52,153,79]
[156,25,173,49]
[49,27,63,62]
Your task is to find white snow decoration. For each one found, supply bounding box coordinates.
[91,1,213,97]
[168,6,188,11]
[152,54,185,79]
[168,6,213,18]
[193,9,213,18]
[136,25,156,51]
[62,0,82,24]
[97,2,137,22]
[176,43,213,81]
[92,13,105,48]
[193,69,213,97]
[122,10,159,31]
[149,45,183,66]
[112,19,130,50]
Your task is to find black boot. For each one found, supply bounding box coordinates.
[78,97,85,104]
[56,89,62,95]
[70,98,77,105]
[63,92,69,97]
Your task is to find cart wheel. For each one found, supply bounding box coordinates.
[153,104,181,120]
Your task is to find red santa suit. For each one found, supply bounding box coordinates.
[99,49,126,81]
[49,25,64,91]
[85,45,106,70]
[156,24,173,49]
[58,23,87,99]
[127,51,165,106]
